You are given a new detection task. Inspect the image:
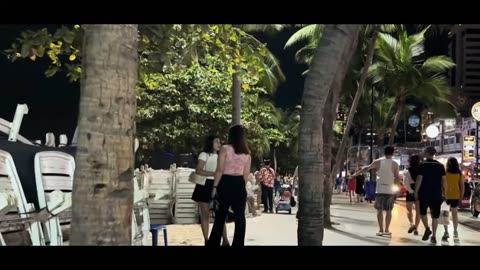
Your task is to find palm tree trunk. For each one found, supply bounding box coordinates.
[323,88,336,229]
[232,65,242,126]
[323,33,360,229]
[70,24,138,246]
[388,100,405,145]
[298,24,360,246]
[273,147,277,171]
[331,29,378,181]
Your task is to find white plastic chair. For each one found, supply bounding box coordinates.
[0,150,44,245]
[34,151,75,246]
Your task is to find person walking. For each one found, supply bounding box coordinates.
[354,146,400,237]
[402,154,421,235]
[442,157,464,240]
[414,147,447,245]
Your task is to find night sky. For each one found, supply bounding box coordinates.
[0,25,448,143]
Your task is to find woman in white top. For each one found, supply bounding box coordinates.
[191,135,229,246]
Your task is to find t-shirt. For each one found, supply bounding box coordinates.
[198,152,218,176]
[407,167,420,191]
[418,159,446,201]
[259,167,276,187]
[446,172,461,199]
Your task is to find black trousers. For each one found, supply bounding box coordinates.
[261,184,274,211]
[208,175,247,246]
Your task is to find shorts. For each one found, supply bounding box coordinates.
[374,194,396,211]
[419,200,442,219]
[406,193,416,202]
[446,199,459,208]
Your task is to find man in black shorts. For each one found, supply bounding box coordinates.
[415,147,447,245]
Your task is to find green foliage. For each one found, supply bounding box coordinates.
[136,53,282,158]
[369,28,455,115]
[5,25,82,82]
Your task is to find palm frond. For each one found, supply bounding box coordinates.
[284,24,323,49]
[376,33,399,64]
[236,24,287,34]
[416,24,453,38]
[242,34,285,92]
[420,56,455,75]
[294,43,316,64]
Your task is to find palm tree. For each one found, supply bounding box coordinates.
[70,24,138,245]
[298,24,360,246]
[231,25,286,125]
[369,27,455,145]
[284,24,324,73]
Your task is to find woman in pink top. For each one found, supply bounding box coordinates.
[208,125,251,246]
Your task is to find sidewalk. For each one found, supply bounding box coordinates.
[395,198,480,232]
[153,193,480,246]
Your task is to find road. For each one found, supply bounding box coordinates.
[158,193,480,246]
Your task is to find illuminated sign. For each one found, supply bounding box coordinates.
[463,136,476,162]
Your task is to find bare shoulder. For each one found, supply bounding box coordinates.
[392,160,399,168]
[219,145,230,154]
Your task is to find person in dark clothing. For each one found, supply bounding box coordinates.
[355,174,365,203]
[403,154,421,235]
[415,147,447,245]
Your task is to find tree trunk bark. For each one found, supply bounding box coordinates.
[70,24,138,246]
[388,99,405,146]
[298,24,360,246]
[323,33,359,229]
[232,65,242,126]
[273,147,277,171]
[331,30,378,181]
[323,88,335,229]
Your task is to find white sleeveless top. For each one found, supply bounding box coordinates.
[376,158,396,194]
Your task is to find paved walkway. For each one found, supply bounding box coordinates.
[155,193,480,246]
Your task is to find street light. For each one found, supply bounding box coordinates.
[426,124,439,139]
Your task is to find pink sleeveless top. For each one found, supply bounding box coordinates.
[223,145,250,175]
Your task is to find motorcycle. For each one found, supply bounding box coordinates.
[471,181,480,218]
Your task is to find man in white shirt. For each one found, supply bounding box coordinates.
[353,146,400,236]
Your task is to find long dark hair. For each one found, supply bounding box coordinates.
[446,157,461,174]
[228,125,250,155]
[409,155,421,169]
[203,135,218,154]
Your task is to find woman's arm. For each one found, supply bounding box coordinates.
[195,153,215,177]
[212,147,227,195]
[243,155,252,183]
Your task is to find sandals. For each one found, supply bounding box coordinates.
[376,231,391,237]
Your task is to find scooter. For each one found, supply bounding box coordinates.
[459,181,473,209]
[471,181,480,218]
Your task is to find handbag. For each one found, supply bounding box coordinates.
[209,194,219,212]
[188,153,210,185]
[438,202,450,225]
